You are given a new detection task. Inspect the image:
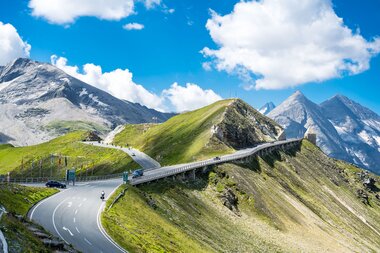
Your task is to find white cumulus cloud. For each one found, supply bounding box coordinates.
[144,0,161,9]
[51,55,164,110]
[51,56,222,112]
[123,22,144,30]
[29,0,161,25]
[0,22,31,65]
[162,82,222,112]
[202,0,380,90]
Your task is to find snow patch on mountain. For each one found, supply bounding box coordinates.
[268,91,380,174]
[259,102,276,115]
[79,88,88,97]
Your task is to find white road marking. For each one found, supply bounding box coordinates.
[63,227,74,236]
[75,227,80,233]
[52,197,71,244]
[96,184,127,253]
[29,188,72,220]
[78,203,82,207]
[84,238,92,245]
[73,217,76,223]
[75,209,78,215]
[67,201,72,208]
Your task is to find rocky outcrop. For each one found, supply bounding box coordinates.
[82,131,102,142]
[213,99,283,149]
[221,188,240,215]
[357,189,370,205]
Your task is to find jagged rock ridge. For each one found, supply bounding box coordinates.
[214,99,282,149]
[268,91,380,174]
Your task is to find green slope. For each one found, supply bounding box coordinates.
[0,131,138,178]
[113,99,282,165]
[103,140,380,253]
[0,184,58,252]
[45,120,110,136]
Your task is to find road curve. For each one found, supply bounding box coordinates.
[84,142,160,170]
[29,179,126,253]
[130,138,302,185]
[27,139,301,252]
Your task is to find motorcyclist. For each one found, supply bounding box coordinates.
[101,190,105,200]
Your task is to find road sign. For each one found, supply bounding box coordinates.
[66,169,76,185]
[123,171,129,183]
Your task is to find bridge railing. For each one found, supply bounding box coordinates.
[130,138,302,185]
[1,139,301,186]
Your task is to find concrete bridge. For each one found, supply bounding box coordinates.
[130,138,302,186]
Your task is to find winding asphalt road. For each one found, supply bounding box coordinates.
[27,139,301,252]
[85,142,161,169]
[29,179,126,253]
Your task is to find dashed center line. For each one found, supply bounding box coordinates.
[75,227,80,233]
[84,238,92,245]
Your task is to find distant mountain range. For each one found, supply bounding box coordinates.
[0,58,174,146]
[258,102,276,115]
[267,91,380,174]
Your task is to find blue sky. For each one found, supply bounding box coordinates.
[0,0,379,113]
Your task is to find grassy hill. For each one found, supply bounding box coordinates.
[103,140,380,252]
[113,99,283,166]
[0,184,58,252]
[0,131,138,178]
[45,120,110,136]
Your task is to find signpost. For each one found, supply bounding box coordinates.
[66,169,76,186]
[123,171,129,184]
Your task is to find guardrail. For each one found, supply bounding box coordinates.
[130,138,302,185]
[0,173,124,184]
[1,139,301,186]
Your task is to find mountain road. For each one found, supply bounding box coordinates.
[28,179,126,253]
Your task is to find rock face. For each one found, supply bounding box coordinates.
[214,99,283,149]
[221,188,239,214]
[268,91,380,174]
[258,102,276,115]
[0,58,174,146]
[82,131,102,142]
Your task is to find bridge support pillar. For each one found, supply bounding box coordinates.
[190,169,196,180]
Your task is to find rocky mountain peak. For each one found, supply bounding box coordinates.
[321,94,380,122]
[215,98,283,149]
[269,92,380,174]
[259,101,276,115]
[0,57,36,82]
[288,90,308,102]
[1,57,33,69]
[0,58,174,146]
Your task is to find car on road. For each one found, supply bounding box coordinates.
[131,153,136,156]
[214,156,221,161]
[45,181,66,189]
[132,169,144,178]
